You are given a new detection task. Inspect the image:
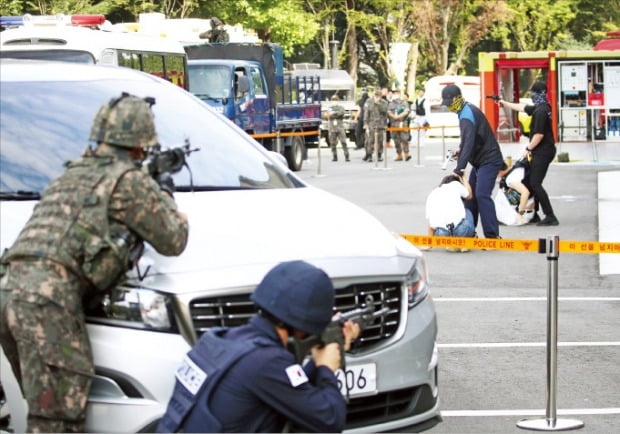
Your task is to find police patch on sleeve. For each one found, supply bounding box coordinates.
[285,364,309,387]
[175,355,207,395]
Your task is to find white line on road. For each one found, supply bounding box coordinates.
[438,342,620,348]
[434,297,620,302]
[441,408,620,417]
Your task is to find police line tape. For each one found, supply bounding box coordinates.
[401,234,620,254]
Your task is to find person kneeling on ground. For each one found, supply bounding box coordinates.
[425,173,475,252]
[158,260,360,433]
[497,157,535,226]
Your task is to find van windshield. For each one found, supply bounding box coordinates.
[0,76,301,194]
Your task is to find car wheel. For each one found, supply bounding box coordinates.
[284,135,304,171]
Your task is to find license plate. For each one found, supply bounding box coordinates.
[335,362,377,397]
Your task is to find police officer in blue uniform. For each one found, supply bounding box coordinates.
[158,260,360,433]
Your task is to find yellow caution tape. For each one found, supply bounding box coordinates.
[401,234,620,254]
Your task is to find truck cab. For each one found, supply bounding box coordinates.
[184,43,321,171]
[188,59,270,135]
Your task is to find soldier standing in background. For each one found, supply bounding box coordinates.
[200,17,230,43]
[327,95,350,162]
[388,88,411,161]
[354,90,369,150]
[0,93,189,432]
[363,89,389,162]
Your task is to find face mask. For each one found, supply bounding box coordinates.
[447,95,464,113]
[531,91,547,105]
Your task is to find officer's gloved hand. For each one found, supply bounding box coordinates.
[156,172,175,196]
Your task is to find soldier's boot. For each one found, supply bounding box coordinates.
[332,153,338,162]
[345,153,350,162]
[394,152,403,161]
[405,152,412,161]
[378,153,383,162]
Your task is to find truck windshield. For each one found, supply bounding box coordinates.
[188,64,232,100]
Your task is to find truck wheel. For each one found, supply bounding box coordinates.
[284,135,304,171]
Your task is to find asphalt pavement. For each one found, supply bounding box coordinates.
[298,136,620,433]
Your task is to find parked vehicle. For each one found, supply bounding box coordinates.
[0,14,188,88]
[290,64,359,145]
[185,42,322,171]
[424,75,481,137]
[0,59,439,433]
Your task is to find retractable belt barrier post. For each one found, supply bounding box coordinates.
[275,132,282,155]
[315,134,324,178]
[517,236,584,431]
[416,127,422,166]
[402,233,620,431]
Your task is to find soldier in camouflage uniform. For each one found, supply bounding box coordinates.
[388,89,411,161]
[363,89,389,162]
[200,17,230,43]
[0,93,189,432]
[326,95,350,162]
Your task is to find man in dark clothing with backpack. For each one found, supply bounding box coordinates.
[499,81,559,226]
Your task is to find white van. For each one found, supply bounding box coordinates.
[424,75,480,137]
[0,14,188,88]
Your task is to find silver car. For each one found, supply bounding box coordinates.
[0,59,439,432]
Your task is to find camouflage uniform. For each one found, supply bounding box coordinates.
[388,93,411,160]
[0,95,189,432]
[363,95,388,161]
[327,103,349,161]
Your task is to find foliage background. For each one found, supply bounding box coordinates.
[1,0,618,93]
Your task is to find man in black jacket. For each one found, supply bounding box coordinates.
[499,81,559,226]
[442,84,505,238]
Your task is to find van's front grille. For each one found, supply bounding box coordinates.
[188,281,402,350]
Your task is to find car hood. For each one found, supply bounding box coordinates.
[0,187,418,293]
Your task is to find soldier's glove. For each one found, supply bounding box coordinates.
[156,172,175,196]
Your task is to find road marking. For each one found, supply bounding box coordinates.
[442,408,620,417]
[438,342,620,348]
[434,297,620,302]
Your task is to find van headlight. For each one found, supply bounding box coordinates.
[88,287,177,332]
[406,256,430,309]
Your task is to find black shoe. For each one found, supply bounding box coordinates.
[378,154,383,162]
[345,155,350,162]
[537,215,559,226]
[362,154,370,161]
[529,214,541,224]
[332,156,337,162]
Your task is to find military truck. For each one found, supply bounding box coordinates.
[185,43,321,171]
[290,63,358,146]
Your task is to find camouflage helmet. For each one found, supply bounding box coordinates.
[89,92,158,149]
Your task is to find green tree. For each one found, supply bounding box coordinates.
[492,0,575,52]
[410,0,508,76]
[202,0,319,56]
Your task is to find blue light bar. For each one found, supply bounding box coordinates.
[0,16,24,28]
